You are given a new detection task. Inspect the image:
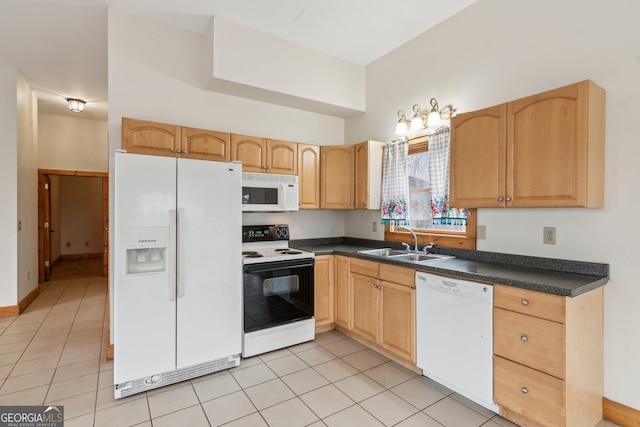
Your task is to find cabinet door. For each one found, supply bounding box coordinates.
[354,142,370,209]
[379,281,415,362]
[507,80,604,207]
[122,118,181,157]
[231,134,267,172]
[334,255,351,329]
[314,255,334,332]
[320,145,355,209]
[298,144,320,209]
[267,139,298,175]
[450,104,507,208]
[182,128,230,162]
[350,273,378,342]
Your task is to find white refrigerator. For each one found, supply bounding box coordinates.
[113,151,242,398]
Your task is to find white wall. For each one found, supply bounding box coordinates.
[58,176,103,256]
[0,67,19,307]
[16,72,38,301]
[205,17,366,116]
[346,0,640,410]
[39,114,108,172]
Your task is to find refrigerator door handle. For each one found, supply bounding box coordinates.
[177,207,186,298]
[168,209,177,301]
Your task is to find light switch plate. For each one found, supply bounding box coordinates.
[477,225,486,240]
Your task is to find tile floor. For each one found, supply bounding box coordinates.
[0,259,620,426]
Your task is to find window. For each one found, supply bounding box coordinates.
[385,133,477,250]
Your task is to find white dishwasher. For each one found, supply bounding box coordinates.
[415,271,498,412]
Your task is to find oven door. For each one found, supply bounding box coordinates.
[243,258,314,333]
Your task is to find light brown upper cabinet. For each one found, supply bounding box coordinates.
[122,118,231,161]
[181,127,231,162]
[320,141,384,210]
[298,144,320,209]
[354,141,385,209]
[122,118,182,157]
[320,145,355,209]
[450,80,605,208]
[231,134,298,175]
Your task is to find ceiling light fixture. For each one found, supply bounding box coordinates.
[394,98,457,135]
[67,98,86,113]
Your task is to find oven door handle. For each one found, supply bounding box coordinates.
[243,259,314,273]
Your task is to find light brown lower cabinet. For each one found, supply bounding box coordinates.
[493,284,603,427]
[314,255,334,333]
[333,255,351,329]
[348,259,416,364]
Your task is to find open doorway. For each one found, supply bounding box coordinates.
[38,169,108,282]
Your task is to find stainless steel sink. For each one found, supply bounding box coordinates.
[358,248,454,263]
[389,253,454,262]
[358,248,407,257]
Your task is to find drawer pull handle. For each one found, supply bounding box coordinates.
[521,335,528,342]
[521,299,529,305]
[521,387,528,394]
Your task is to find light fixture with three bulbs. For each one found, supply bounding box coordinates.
[395,98,456,136]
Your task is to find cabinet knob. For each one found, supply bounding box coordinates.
[175,149,181,153]
[521,387,528,394]
[498,197,504,202]
[363,201,367,206]
[521,335,528,342]
[506,196,512,201]
[521,299,529,305]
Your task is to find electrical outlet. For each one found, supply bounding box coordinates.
[372,222,378,232]
[477,225,487,240]
[543,227,556,245]
[27,270,30,280]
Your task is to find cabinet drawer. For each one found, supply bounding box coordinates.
[379,264,416,288]
[494,284,565,323]
[494,356,565,427]
[494,308,565,379]
[350,258,379,277]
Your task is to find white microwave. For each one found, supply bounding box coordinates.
[242,172,299,212]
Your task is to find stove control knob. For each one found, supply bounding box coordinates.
[275,226,288,239]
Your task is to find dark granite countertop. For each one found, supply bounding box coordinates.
[290,238,609,297]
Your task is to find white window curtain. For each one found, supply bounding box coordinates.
[428,127,468,227]
[380,139,410,225]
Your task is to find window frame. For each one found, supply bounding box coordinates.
[384,133,477,250]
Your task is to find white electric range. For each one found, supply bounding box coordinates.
[241,225,315,357]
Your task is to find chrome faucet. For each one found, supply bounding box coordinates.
[397,226,419,252]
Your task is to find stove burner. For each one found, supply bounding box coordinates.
[275,249,302,255]
[242,251,263,258]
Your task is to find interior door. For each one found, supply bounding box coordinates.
[42,174,52,281]
[175,158,242,368]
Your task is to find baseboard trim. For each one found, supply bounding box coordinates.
[604,397,640,427]
[0,285,41,318]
